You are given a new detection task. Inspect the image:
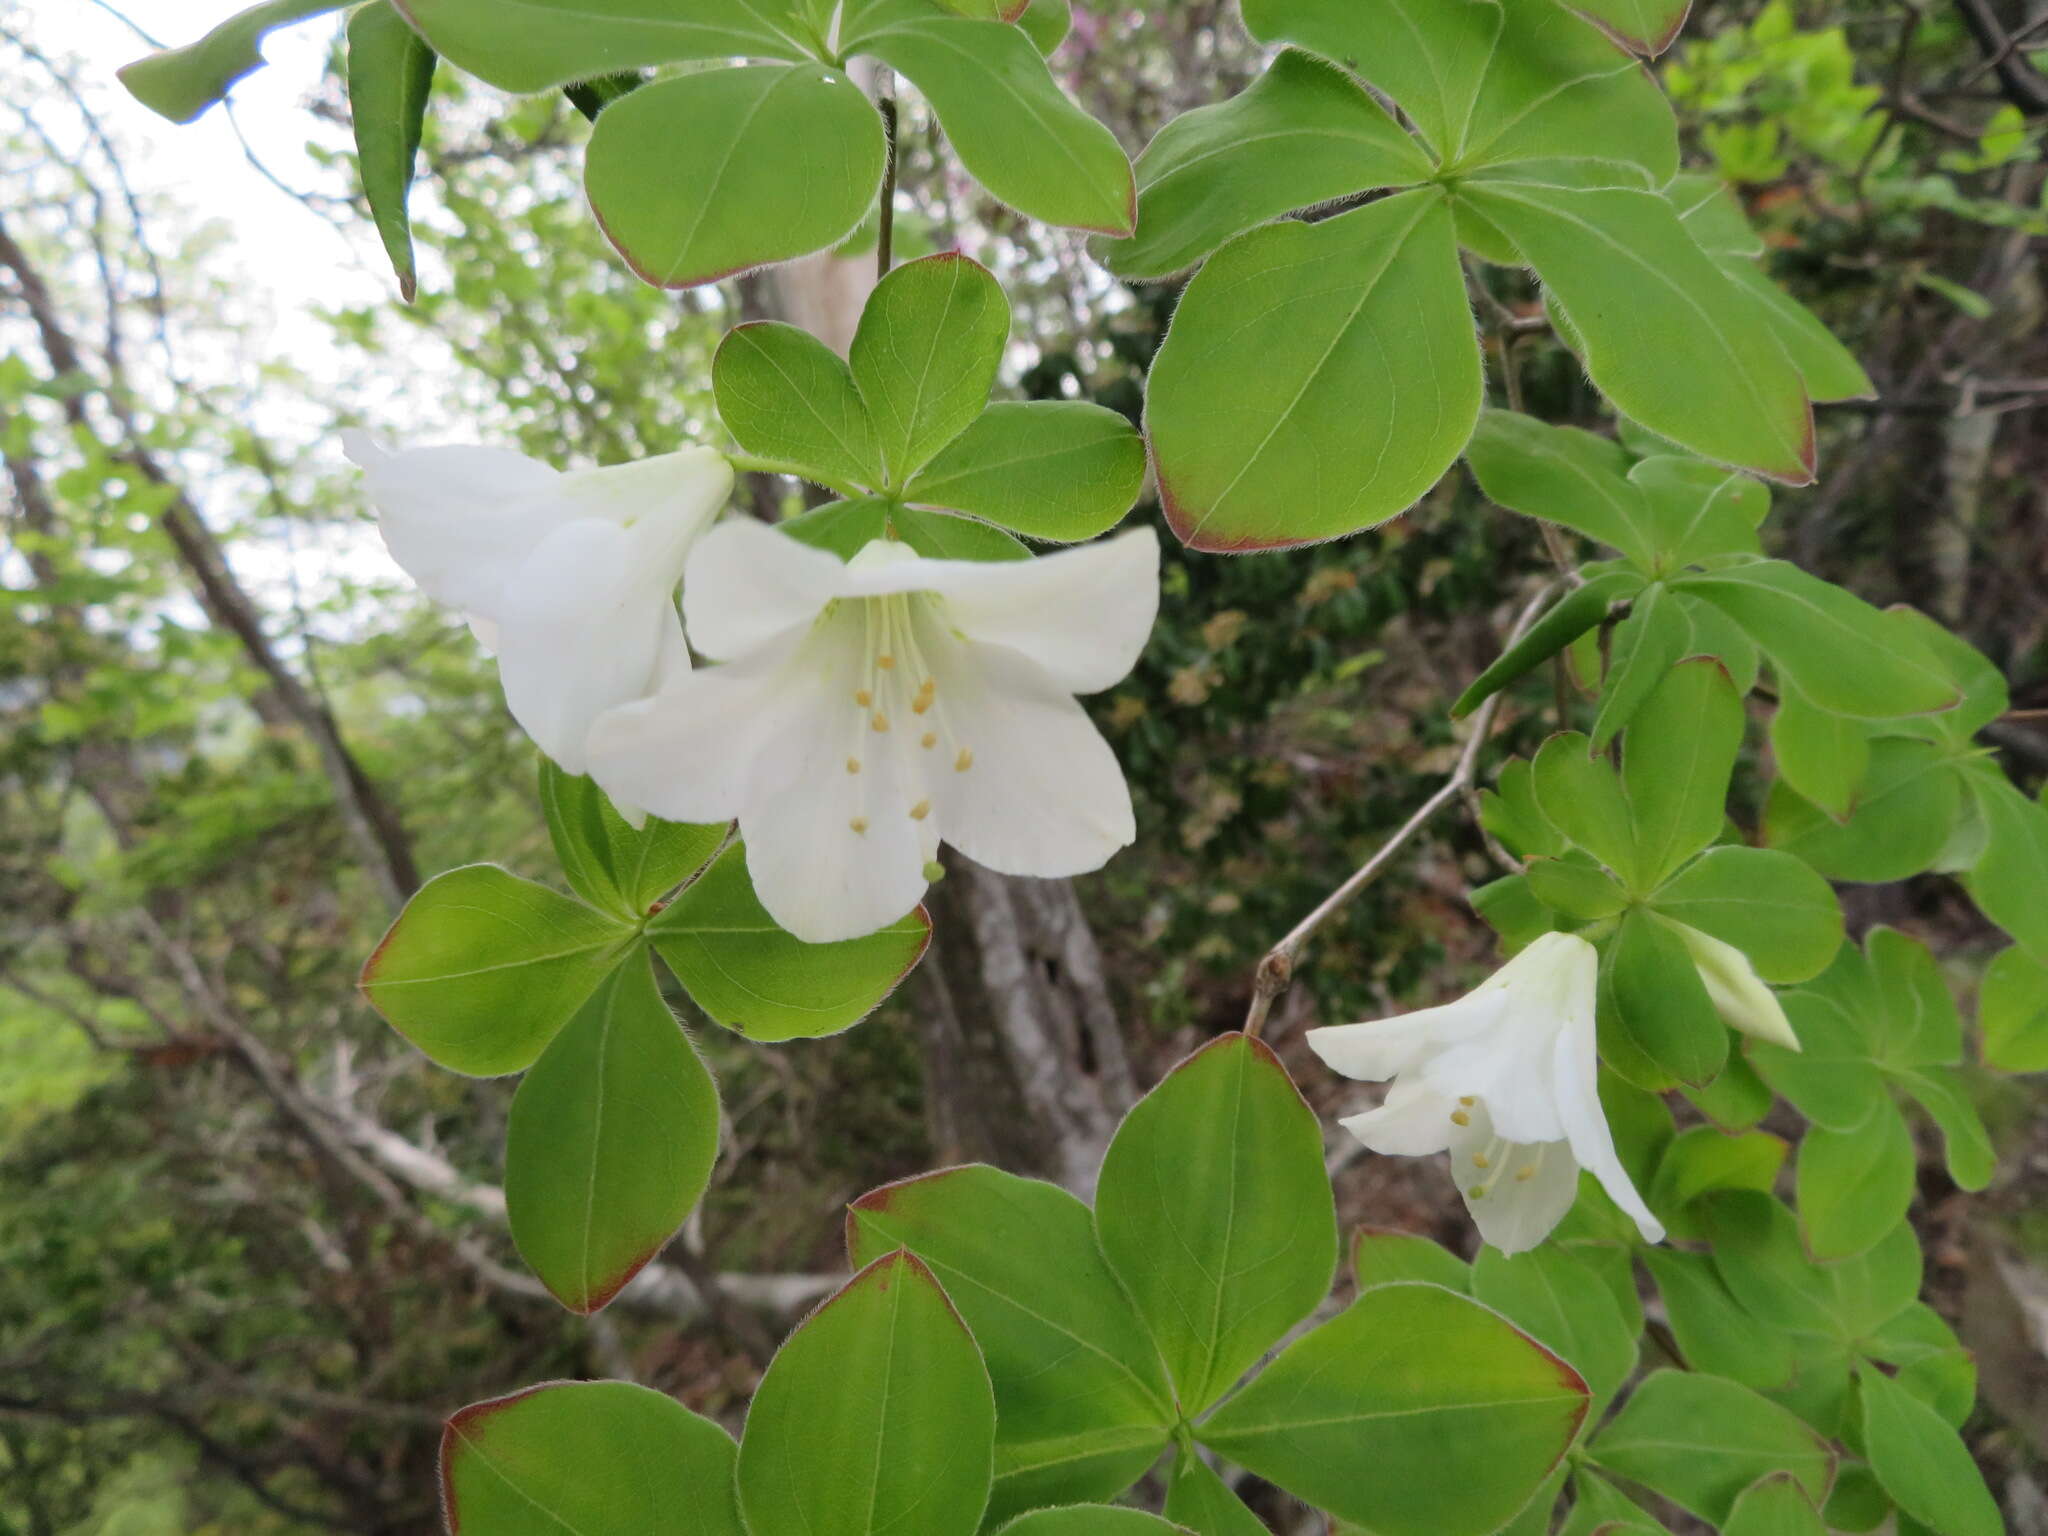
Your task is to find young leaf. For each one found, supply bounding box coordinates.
[1980,945,2048,1072]
[1163,1446,1269,1536]
[119,0,346,124]
[847,1166,1174,1519]
[346,3,436,303]
[1527,858,1630,921]
[1590,1371,1832,1523]
[1646,846,1843,985]
[1145,188,1480,551]
[906,402,1146,543]
[539,761,726,920]
[1454,571,1642,718]
[647,844,930,1041]
[1100,49,1432,281]
[1464,411,1657,571]
[394,0,811,92]
[1094,1033,1336,1413]
[585,64,886,289]
[1855,1364,2002,1536]
[1198,1282,1590,1536]
[1587,586,1689,753]
[1603,907,1728,1087]
[1622,656,1743,888]
[1531,733,1641,890]
[739,1251,997,1536]
[715,322,885,491]
[360,864,635,1076]
[505,959,719,1313]
[1795,1098,1915,1260]
[441,1381,742,1535]
[850,15,1137,235]
[850,252,1010,486]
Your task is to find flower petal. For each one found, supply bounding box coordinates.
[849,526,1161,694]
[918,619,1134,878]
[496,520,686,772]
[344,432,564,617]
[1450,1111,1583,1256]
[552,448,733,539]
[1307,991,1508,1085]
[1667,919,1800,1049]
[1552,1001,1665,1246]
[683,518,850,660]
[1338,1077,1461,1157]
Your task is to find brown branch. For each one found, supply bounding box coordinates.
[1951,0,2048,114]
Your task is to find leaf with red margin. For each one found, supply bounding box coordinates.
[505,957,719,1315]
[1197,1281,1592,1536]
[738,1250,997,1536]
[1566,0,1692,56]
[441,1379,741,1534]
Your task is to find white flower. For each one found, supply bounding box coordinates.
[1306,932,1664,1255]
[1663,918,1802,1050]
[342,432,733,773]
[586,521,1159,944]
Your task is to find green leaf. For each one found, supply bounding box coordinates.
[346,3,436,303]
[1719,259,1876,404]
[539,761,726,920]
[1528,858,1630,921]
[1765,738,1962,883]
[505,959,718,1313]
[1891,1066,1994,1191]
[1723,1472,1829,1536]
[1566,0,1692,54]
[1531,733,1641,889]
[1100,49,1431,280]
[1886,607,2009,741]
[890,505,1032,562]
[1643,1247,1794,1390]
[1962,774,2048,965]
[782,496,893,559]
[646,844,929,1041]
[1590,1371,1832,1524]
[1163,1447,1268,1536]
[360,864,634,1076]
[906,402,1145,542]
[1980,945,2048,1071]
[1454,571,1641,718]
[1675,560,1960,718]
[1145,189,1481,551]
[1770,687,1869,822]
[394,0,810,92]
[1699,1191,1921,1346]
[1560,1470,1664,1536]
[1015,0,1072,54]
[442,1381,742,1535]
[1856,1364,2001,1536]
[1749,989,1886,1131]
[1795,1098,1914,1260]
[1484,759,1570,860]
[1094,1033,1336,1413]
[852,15,1135,234]
[1199,1282,1590,1536]
[1472,1245,1639,1406]
[119,0,346,124]
[997,1509,1191,1535]
[1622,656,1743,887]
[585,64,885,289]
[1648,1124,1787,1217]
[850,252,1009,486]
[1646,846,1842,985]
[1473,875,1564,952]
[715,322,883,490]
[1867,1304,1976,1427]
[1863,926,1964,1066]
[1628,456,1768,568]
[1603,907,1727,1088]
[1587,586,1689,753]
[1683,1047,1774,1131]
[1462,174,1812,482]
[1352,1226,1471,1292]
[846,1166,1173,1519]
[1465,411,1656,570]
[739,1251,996,1536]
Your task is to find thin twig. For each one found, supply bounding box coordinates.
[1242,581,1559,1038]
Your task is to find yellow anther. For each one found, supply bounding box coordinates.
[877,654,896,670]
[1469,1184,1489,1200]
[871,713,890,732]
[1450,1110,1471,1127]
[954,748,974,772]
[1473,1153,1491,1170]
[909,799,931,821]
[921,731,938,749]
[849,817,869,835]
[854,688,873,707]
[1459,1096,1476,1107]
[846,758,861,775]
[1516,1166,1537,1183]
[912,695,934,716]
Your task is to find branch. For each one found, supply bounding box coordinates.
[1242,580,1560,1038]
[1951,0,2048,114]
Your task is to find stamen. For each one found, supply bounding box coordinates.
[846,758,861,775]
[871,713,890,733]
[1472,1152,1491,1170]
[1450,1110,1471,1127]
[854,688,872,707]
[1459,1096,1476,1106]
[877,654,896,670]
[921,731,938,750]
[912,679,936,715]
[1516,1166,1536,1183]
[849,817,868,835]
[954,748,973,772]
[1468,1184,1488,1199]
[909,799,931,821]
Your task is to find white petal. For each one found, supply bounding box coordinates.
[1450,1111,1583,1256]
[918,618,1134,878]
[552,448,733,540]
[850,527,1161,694]
[1551,997,1665,1246]
[495,521,686,773]
[1307,991,1508,1084]
[467,614,501,653]
[683,518,850,660]
[345,434,565,617]
[586,628,822,827]
[1666,919,1800,1050]
[1338,1077,1461,1157]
